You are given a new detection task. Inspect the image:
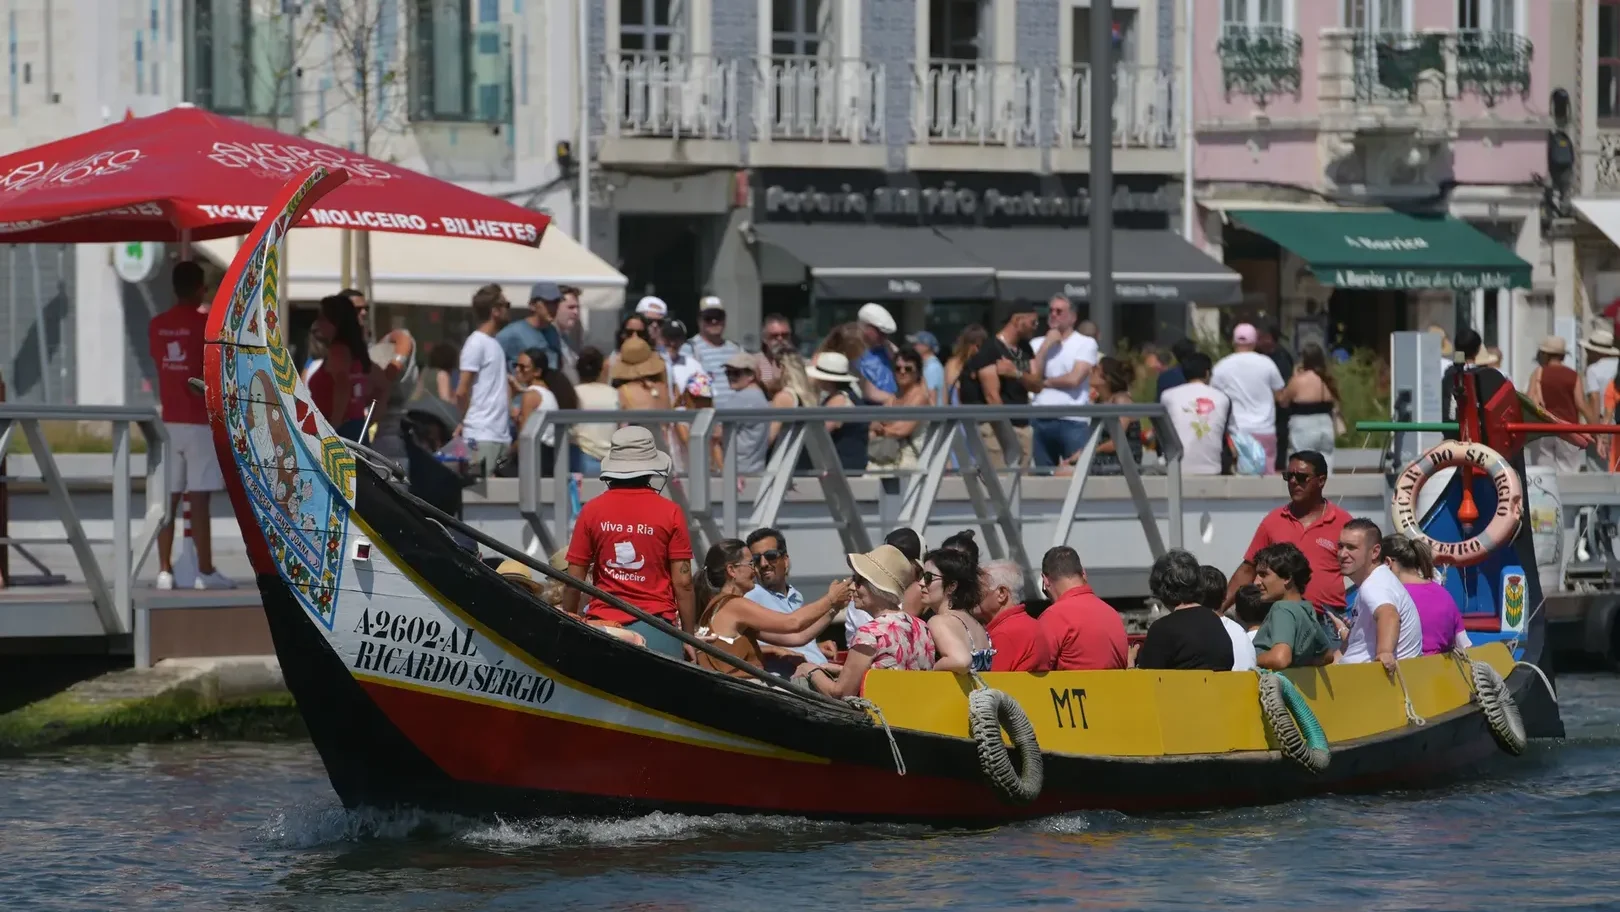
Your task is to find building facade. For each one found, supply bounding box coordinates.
[0,0,593,408]
[586,0,1229,351]
[1192,0,1551,380]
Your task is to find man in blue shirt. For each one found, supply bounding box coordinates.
[745,527,834,672]
[496,281,565,371]
[908,329,947,404]
[856,302,899,404]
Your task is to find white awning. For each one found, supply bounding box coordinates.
[1575,198,1620,247]
[195,226,626,314]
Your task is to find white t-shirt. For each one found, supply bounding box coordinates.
[459,330,511,444]
[1159,380,1231,475]
[1340,564,1424,664]
[1222,615,1258,671]
[1030,331,1100,422]
[1585,357,1617,398]
[523,384,560,447]
[1210,351,1284,435]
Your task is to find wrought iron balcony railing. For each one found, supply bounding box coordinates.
[1352,31,1448,101]
[1455,31,1533,107]
[757,56,885,143]
[1216,25,1303,106]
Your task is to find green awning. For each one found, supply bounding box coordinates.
[1227,209,1531,291]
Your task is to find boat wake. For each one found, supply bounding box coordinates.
[255,803,857,850]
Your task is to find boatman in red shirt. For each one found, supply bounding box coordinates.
[147,261,234,591]
[1221,449,1349,615]
[562,426,695,658]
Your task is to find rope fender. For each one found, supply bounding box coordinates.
[966,687,1043,805]
[1259,672,1331,773]
[1471,660,1528,755]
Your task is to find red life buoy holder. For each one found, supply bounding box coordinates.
[1390,440,1524,567]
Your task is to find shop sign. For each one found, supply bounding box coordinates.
[1324,268,1526,291]
[755,169,1175,228]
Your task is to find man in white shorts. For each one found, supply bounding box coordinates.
[147,262,234,590]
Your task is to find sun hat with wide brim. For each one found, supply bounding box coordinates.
[847,544,916,601]
[495,558,544,594]
[805,351,858,385]
[1538,335,1568,356]
[1583,328,1620,357]
[610,335,667,382]
[599,426,673,479]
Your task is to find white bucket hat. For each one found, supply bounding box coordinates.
[805,351,858,385]
[599,426,673,480]
[1583,328,1620,357]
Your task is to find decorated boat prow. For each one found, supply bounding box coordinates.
[205,167,1559,824]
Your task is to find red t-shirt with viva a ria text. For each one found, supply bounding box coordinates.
[566,486,693,625]
[147,303,210,425]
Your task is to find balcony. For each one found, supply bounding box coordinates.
[599,52,739,141]
[1056,65,1176,150]
[756,56,884,144]
[1216,25,1303,107]
[913,60,1040,146]
[1455,31,1533,107]
[1352,31,1448,102]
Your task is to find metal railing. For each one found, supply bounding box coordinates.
[514,403,1182,588]
[756,55,885,143]
[1056,64,1177,149]
[0,404,169,636]
[599,52,740,140]
[913,60,1041,146]
[1216,25,1304,106]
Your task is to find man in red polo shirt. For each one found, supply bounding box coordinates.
[1036,546,1128,670]
[975,559,1052,671]
[1222,450,1350,614]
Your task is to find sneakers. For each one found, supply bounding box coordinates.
[194,570,237,590]
[156,571,175,590]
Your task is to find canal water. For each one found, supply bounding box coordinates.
[5,674,1620,911]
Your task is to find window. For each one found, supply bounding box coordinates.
[1221,0,1286,32]
[409,0,511,123]
[185,0,292,118]
[772,0,828,58]
[1602,0,1620,120]
[1457,0,1517,32]
[621,0,683,55]
[1343,0,1407,31]
[929,0,988,62]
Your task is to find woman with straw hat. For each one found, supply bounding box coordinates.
[796,544,934,697]
[611,335,671,412]
[804,351,869,472]
[559,426,696,657]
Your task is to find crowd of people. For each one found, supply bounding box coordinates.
[494,424,1469,693]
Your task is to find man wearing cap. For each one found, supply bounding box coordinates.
[496,281,565,374]
[855,302,900,404]
[635,295,670,355]
[1529,335,1587,473]
[660,318,707,393]
[562,427,696,657]
[681,295,743,402]
[908,330,946,405]
[719,351,771,475]
[1211,323,1285,475]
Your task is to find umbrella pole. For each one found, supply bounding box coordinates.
[340,228,353,290]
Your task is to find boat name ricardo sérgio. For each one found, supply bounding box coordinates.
[348,608,556,706]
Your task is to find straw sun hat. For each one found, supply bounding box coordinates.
[805,351,858,385]
[846,544,916,601]
[610,336,667,382]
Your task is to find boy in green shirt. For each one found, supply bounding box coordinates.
[1250,543,1334,669]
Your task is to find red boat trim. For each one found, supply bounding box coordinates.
[354,671,828,763]
[349,513,820,760]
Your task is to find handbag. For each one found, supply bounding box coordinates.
[869,433,903,464]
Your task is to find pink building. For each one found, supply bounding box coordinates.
[1187,0,1552,378]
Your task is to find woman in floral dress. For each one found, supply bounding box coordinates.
[800,544,934,698]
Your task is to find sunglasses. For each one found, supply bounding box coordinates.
[920,570,940,585]
[852,575,870,591]
[724,368,751,377]
[1283,471,1317,485]
[753,548,785,564]
[896,364,918,375]
[763,330,792,340]
[703,314,726,323]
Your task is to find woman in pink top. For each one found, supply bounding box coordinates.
[800,544,933,698]
[1384,535,1469,655]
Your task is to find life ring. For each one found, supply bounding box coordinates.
[967,688,1043,804]
[1471,660,1527,755]
[1259,672,1331,773]
[1390,440,1523,568]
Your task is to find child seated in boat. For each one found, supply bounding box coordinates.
[798,545,935,697]
[1249,543,1335,669]
[497,557,647,648]
[692,539,850,681]
[1233,584,1268,642]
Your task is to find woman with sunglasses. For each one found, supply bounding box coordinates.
[920,547,993,673]
[692,540,850,680]
[798,544,932,697]
[867,348,933,472]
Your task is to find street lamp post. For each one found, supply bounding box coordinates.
[1089,0,1115,350]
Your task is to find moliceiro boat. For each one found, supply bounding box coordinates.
[205,167,1561,823]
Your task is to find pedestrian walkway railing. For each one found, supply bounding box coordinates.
[0,404,169,636]
[516,403,1182,587]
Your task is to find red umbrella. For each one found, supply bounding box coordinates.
[0,104,548,246]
